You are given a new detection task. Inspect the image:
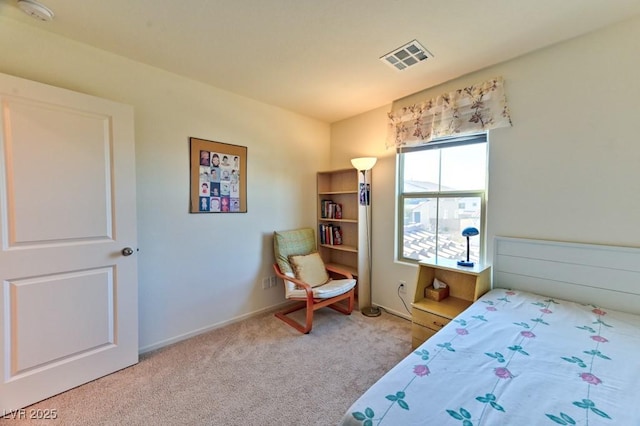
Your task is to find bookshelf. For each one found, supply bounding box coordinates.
[317,168,371,310]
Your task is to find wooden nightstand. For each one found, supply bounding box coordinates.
[411,259,490,349]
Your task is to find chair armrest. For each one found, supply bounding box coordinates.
[272,263,314,293]
[325,264,353,279]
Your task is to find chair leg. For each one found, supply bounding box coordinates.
[274,301,313,334]
[347,288,354,312]
[327,288,355,315]
[274,288,355,334]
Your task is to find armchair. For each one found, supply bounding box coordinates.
[273,228,356,333]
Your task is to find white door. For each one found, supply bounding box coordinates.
[0,73,138,412]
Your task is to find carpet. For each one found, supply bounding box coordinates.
[4,306,411,425]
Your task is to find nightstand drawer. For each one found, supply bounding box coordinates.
[412,323,437,340]
[412,308,450,331]
[411,323,438,349]
[412,336,431,350]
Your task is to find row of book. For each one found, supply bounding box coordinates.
[319,224,343,246]
[320,200,342,219]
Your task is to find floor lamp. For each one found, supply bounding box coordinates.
[350,157,380,317]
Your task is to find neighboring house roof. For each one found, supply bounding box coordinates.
[403,225,478,263]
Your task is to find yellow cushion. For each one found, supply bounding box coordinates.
[288,252,329,287]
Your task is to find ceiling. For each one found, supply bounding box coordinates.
[2,0,640,123]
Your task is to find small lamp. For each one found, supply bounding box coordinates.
[457,227,479,267]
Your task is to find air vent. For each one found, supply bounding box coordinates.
[380,40,432,71]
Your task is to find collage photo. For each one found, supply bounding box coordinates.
[198,150,241,212]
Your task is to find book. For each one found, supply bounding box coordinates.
[321,200,342,219]
[333,226,342,245]
[318,224,342,245]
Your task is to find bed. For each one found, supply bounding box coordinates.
[339,237,640,425]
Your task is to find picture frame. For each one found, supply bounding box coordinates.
[359,182,370,206]
[189,137,247,213]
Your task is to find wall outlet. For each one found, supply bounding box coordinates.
[398,280,407,294]
[269,276,277,288]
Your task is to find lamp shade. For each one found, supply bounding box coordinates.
[461,227,479,237]
[350,157,377,171]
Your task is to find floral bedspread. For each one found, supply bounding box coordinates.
[339,289,640,425]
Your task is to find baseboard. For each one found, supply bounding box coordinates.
[376,304,411,322]
[139,300,292,354]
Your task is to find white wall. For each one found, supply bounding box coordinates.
[0,17,330,351]
[331,15,640,318]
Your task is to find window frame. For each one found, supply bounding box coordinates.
[396,133,488,264]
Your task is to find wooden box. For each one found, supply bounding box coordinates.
[425,285,449,301]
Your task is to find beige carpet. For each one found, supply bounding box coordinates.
[5,306,411,425]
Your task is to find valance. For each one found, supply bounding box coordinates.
[387,77,512,149]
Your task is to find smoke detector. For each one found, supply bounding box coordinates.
[17,0,54,22]
[380,40,432,71]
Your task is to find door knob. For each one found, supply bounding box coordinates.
[122,247,134,256]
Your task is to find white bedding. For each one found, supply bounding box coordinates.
[340,288,640,425]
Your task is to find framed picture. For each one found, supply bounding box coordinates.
[189,137,247,213]
[359,182,370,206]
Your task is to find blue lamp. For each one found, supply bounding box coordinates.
[457,227,479,267]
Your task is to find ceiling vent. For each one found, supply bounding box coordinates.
[380,40,432,71]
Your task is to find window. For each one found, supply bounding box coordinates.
[398,133,487,263]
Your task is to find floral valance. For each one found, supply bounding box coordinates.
[387,77,512,149]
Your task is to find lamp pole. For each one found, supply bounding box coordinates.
[350,157,380,317]
[360,168,380,317]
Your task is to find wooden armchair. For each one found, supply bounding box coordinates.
[273,228,356,333]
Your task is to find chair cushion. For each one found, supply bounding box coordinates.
[285,276,356,299]
[273,228,316,274]
[288,252,329,287]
